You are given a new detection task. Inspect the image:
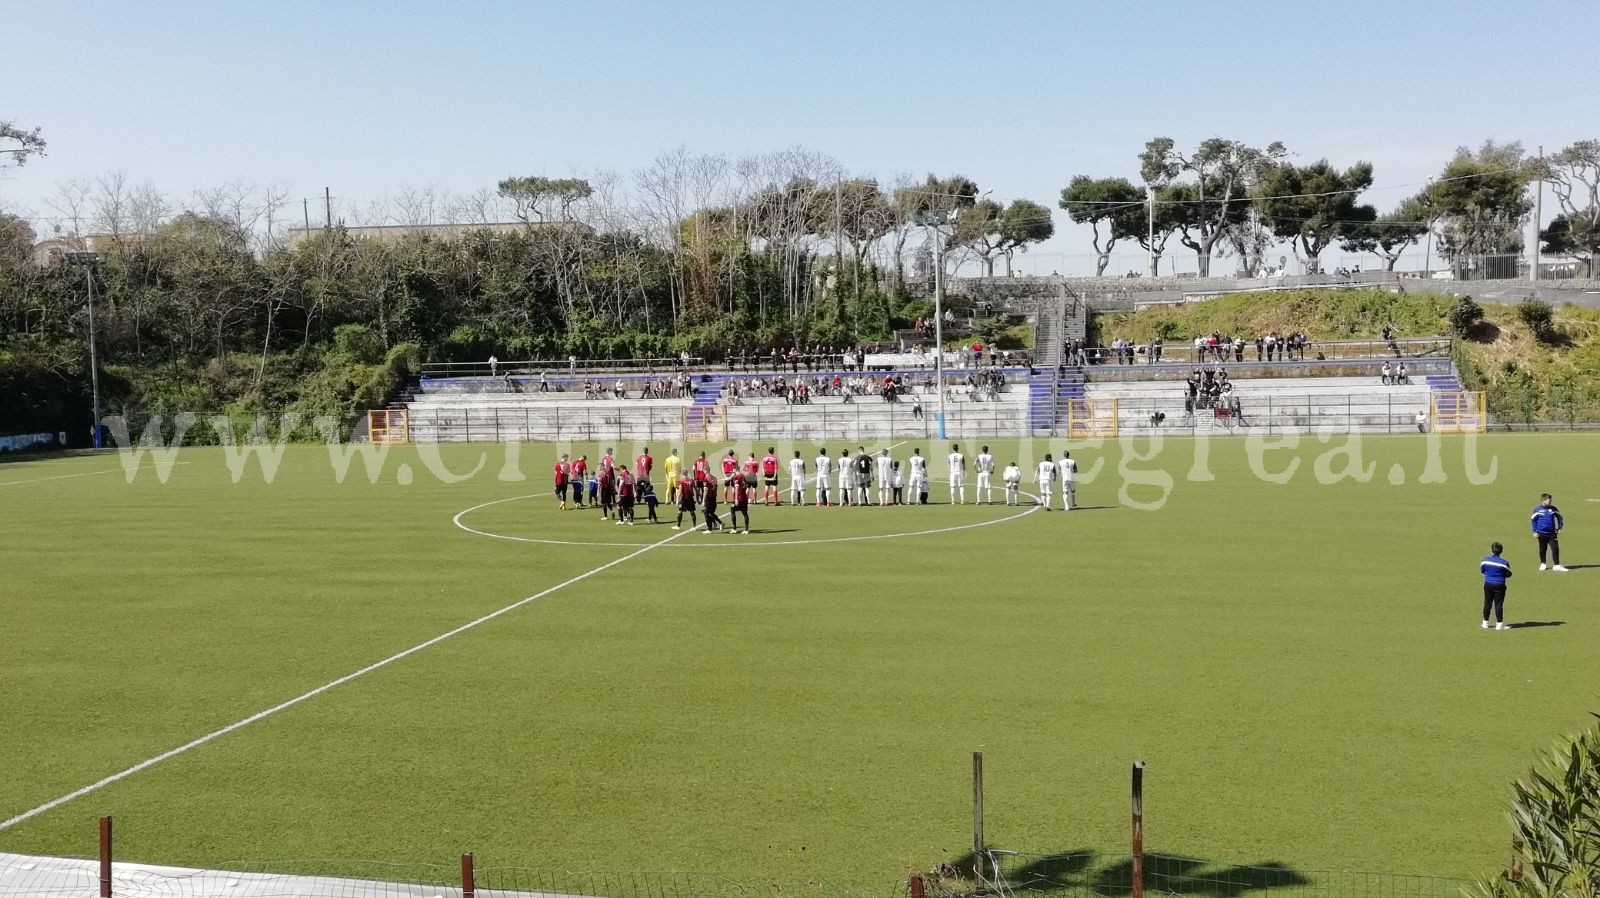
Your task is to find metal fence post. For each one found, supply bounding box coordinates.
[464,408,471,443]
[972,751,986,877]
[1131,762,1146,898]
[99,816,113,898]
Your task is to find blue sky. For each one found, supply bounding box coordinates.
[1,0,1584,274]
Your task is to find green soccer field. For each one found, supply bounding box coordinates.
[2,433,1595,889]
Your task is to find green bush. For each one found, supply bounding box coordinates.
[1516,300,1556,342]
[1469,715,1600,898]
[1449,296,1485,337]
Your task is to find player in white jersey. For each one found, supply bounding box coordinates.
[1035,453,1056,511]
[974,446,996,504]
[908,449,928,505]
[1002,462,1022,505]
[814,449,832,506]
[1059,450,1078,510]
[948,443,967,504]
[876,449,894,506]
[837,446,854,506]
[789,451,807,506]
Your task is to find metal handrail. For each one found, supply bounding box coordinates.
[421,357,703,377]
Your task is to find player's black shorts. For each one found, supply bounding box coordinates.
[763,475,778,486]
[556,483,568,499]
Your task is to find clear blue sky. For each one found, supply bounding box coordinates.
[1,0,1583,273]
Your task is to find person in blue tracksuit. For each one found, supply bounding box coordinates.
[1480,542,1512,631]
[1531,493,1567,572]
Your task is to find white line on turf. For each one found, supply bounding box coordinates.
[452,486,1043,549]
[0,525,692,834]
[0,462,191,487]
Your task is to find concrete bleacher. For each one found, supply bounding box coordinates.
[397,359,1460,441]
[402,368,1035,442]
[1086,375,1433,434]
[720,390,1032,441]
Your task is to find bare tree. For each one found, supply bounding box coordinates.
[93,171,132,239]
[47,178,93,241]
[392,184,441,226]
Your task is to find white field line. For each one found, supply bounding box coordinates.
[453,482,1045,549]
[0,526,691,834]
[0,462,190,487]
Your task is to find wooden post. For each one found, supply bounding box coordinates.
[462,852,476,898]
[908,873,926,898]
[1510,837,1524,883]
[1131,762,1146,898]
[98,816,113,898]
[972,750,986,878]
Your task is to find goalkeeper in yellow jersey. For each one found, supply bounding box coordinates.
[663,448,682,502]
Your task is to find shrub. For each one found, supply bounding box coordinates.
[1448,296,1485,337]
[1469,714,1600,898]
[1517,300,1556,342]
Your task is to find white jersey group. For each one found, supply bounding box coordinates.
[715,448,1079,511]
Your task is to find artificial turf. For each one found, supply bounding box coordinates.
[1,433,1595,890]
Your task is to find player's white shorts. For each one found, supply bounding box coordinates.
[791,475,805,493]
[976,473,992,489]
[1062,481,1076,507]
[950,473,966,488]
[1037,479,1053,501]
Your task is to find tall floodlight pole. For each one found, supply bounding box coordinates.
[932,221,948,439]
[65,252,107,448]
[1532,145,1543,283]
[1146,185,1156,277]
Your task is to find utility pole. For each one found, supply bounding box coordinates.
[932,223,948,439]
[324,187,332,231]
[303,198,311,231]
[1532,145,1543,283]
[1146,185,1155,277]
[65,252,106,448]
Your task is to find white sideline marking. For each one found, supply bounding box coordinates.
[0,527,690,834]
[453,484,1043,549]
[0,462,190,487]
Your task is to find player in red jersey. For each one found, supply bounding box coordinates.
[598,465,616,520]
[721,450,739,501]
[761,447,780,505]
[692,451,711,488]
[569,455,588,507]
[554,453,571,509]
[601,447,616,473]
[616,466,636,525]
[672,475,698,531]
[741,453,760,497]
[728,471,752,533]
[635,447,654,485]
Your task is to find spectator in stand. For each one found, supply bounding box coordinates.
[1254,336,1264,362]
[1397,362,1409,385]
[1381,362,1393,385]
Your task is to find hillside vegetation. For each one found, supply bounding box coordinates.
[1095,289,1600,424]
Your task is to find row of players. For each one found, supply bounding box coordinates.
[551,445,1081,514]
